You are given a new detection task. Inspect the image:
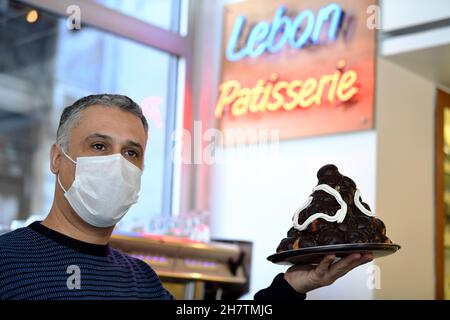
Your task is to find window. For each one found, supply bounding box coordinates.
[0,0,188,234]
[95,0,179,32]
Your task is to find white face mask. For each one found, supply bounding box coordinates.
[57,148,142,228]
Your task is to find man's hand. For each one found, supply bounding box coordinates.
[283,253,373,294]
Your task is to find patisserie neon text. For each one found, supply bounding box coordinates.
[215,60,358,118]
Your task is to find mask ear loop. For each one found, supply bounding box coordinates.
[57,175,68,193]
[57,146,77,193]
[60,147,77,165]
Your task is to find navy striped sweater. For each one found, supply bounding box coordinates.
[0,221,173,300]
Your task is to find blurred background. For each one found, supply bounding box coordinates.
[0,0,449,300]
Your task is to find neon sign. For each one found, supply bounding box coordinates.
[215,60,358,118]
[226,3,343,61]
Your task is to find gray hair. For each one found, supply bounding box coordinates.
[56,94,148,150]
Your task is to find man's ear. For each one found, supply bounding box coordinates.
[50,144,61,174]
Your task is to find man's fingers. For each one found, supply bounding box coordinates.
[315,255,336,277]
[287,264,315,273]
[329,253,373,278]
[359,253,374,266]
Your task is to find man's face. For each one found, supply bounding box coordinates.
[55,105,148,192]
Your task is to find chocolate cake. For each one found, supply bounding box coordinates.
[277,164,392,253]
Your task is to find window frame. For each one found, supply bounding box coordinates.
[20,0,195,218]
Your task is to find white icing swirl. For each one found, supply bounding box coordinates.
[354,189,375,217]
[292,184,347,231]
[292,185,375,231]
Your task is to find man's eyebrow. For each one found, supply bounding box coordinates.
[85,133,114,142]
[125,140,144,152]
[85,134,143,152]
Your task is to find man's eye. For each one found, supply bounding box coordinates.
[125,150,138,158]
[92,144,106,151]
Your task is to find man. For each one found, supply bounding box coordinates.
[0,94,372,300]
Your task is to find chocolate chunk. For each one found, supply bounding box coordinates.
[276,237,294,252]
[287,227,301,238]
[317,164,339,179]
[318,228,346,245]
[376,219,386,235]
[298,235,317,248]
[348,231,368,243]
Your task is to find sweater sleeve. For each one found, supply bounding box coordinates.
[254,273,307,301]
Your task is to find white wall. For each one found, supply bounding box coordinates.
[210,132,377,299]
[374,58,435,299]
